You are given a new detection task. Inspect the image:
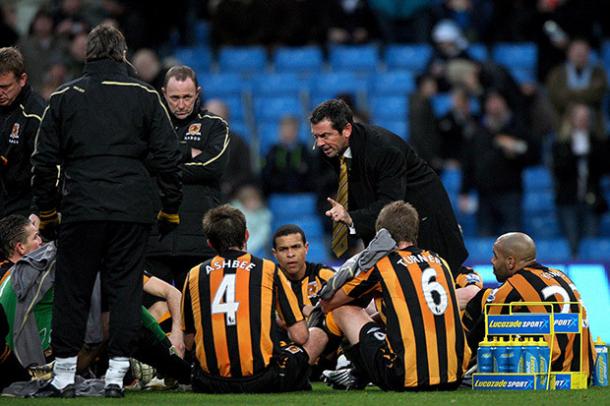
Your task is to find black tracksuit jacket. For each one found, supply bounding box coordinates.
[0,84,45,216]
[31,58,182,224]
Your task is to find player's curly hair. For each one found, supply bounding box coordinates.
[0,215,31,260]
[375,201,419,244]
[203,205,247,253]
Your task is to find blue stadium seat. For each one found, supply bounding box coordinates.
[441,168,462,193]
[369,96,408,120]
[310,72,370,107]
[464,238,496,263]
[524,213,561,239]
[578,238,610,260]
[272,214,325,239]
[269,193,317,217]
[257,119,312,156]
[524,166,553,192]
[329,44,380,72]
[307,239,330,264]
[254,96,303,121]
[510,68,536,85]
[370,71,415,96]
[492,42,537,71]
[228,119,249,141]
[251,72,309,96]
[385,44,432,72]
[373,119,409,141]
[273,46,324,73]
[213,95,245,120]
[468,43,488,62]
[218,46,267,74]
[174,46,213,72]
[200,73,247,97]
[432,93,452,117]
[458,213,477,238]
[194,20,210,44]
[523,191,555,214]
[535,239,571,261]
[257,121,280,156]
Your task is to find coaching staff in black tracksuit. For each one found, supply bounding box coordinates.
[0,47,45,217]
[30,25,182,398]
[146,65,229,293]
[311,98,468,275]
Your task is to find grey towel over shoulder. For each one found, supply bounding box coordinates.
[10,243,103,369]
[318,228,396,300]
[11,243,57,368]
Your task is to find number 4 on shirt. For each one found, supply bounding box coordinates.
[212,274,240,325]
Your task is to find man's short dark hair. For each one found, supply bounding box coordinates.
[272,224,307,249]
[0,215,32,259]
[86,24,127,62]
[0,47,25,77]
[375,201,419,244]
[164,65,198,88]
[310,98,354,132]
[203,205,247,253]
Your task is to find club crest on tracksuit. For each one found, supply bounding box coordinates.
[185,123,202,142]
[9,123,20,144]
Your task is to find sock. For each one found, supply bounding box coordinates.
[105,357,130,388]
[51,356,77,389]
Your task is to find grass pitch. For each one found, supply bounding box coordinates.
[0,382,608,405]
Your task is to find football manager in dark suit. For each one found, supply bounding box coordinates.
[30,24,182,398]
[311,98,467,273]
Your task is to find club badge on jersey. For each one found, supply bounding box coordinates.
[184,123,202,142]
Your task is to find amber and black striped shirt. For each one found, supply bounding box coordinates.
[285,262,335,309]
[182,250,303,378]
[341,247,470,388]
[475,263,595,375]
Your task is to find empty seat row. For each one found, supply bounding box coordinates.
[173,42,538,75]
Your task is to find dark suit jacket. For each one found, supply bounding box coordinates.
[320,123,468,274]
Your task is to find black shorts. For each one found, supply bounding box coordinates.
[192,343,311,393]
[347,322,404,391]
[352,322,460,392]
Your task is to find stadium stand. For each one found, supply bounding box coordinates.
[384,44,432,72]
[273,46,324,74]
[218,46,268,74]
[329,44,380,73]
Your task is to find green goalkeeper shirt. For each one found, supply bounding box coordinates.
[0,272,54,352]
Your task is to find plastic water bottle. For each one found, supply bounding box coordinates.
[537,337,551,388]
[522,338,539,374]
[477,338,493,373]
[508,339,522,373]
[496,337,511,373]
[593,336,608,387]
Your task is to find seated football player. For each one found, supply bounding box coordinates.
[311,201,471,391]
[462,232,596,376]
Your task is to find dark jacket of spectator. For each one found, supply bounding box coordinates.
[262,142,315,196]
[461,113,536,197]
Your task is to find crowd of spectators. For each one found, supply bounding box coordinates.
[3,0,610,257]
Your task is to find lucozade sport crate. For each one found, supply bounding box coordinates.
[472,301,589,390]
